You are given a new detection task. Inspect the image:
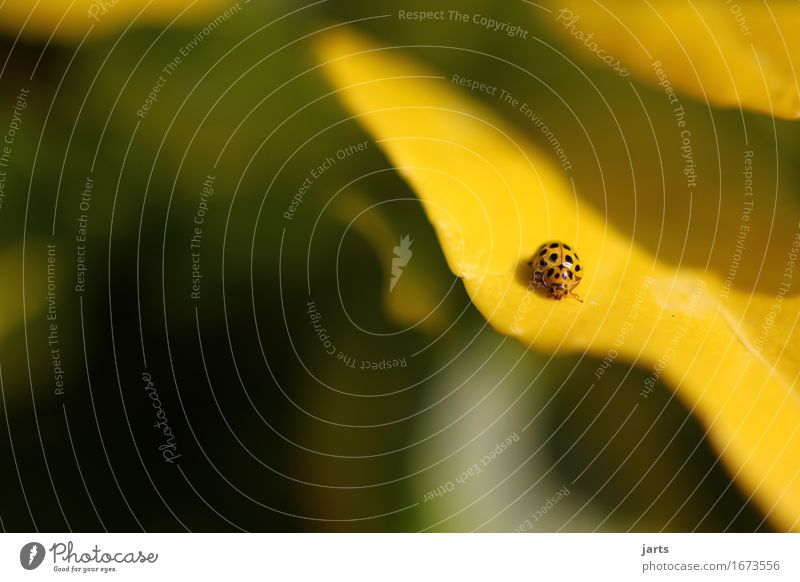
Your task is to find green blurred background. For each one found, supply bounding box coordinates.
[0,0,785,532]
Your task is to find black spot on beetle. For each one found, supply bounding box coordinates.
[575,264,581,271]
[540,249,547,256]
[563,244,571,250]
[547,268,555,277]
[549,253,558,261]
[539,260,547,267]
[549,242,559,248]
[567,271,573,279]
[564,255,573,263]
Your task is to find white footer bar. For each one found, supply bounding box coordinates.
[1,533,797,581]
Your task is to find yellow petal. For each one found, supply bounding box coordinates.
[331,191,452,334]
[0,0,231,43]
[315,28,800,531]
[0,245,43,343]
[542,0,800,119]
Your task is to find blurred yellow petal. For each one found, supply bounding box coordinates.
[315,27,800,531]
[542,0,800,119]
[0,245,42,343]
[0,0,231,43]
[332,191,451,334]
[0,247,22,340]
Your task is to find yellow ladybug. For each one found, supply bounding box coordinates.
[527,241,583,302]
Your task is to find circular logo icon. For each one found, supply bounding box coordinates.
[19,542,46,570]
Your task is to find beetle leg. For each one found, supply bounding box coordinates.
[568,292,583,303]
[567,277,583,303]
